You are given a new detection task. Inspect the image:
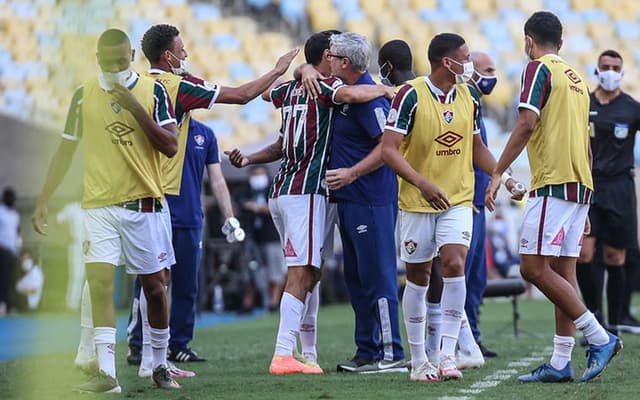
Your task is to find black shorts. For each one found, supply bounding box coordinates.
[590,174,638,249]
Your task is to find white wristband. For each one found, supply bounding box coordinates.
[501,172,512,185]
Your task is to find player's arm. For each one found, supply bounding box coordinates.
[381,129,449,210]
[207,163,234,221]
[225,136,283,168]
[110,82,178,157]
[333,84,394,103]
[33,87,83,235]
[215,48,299,104]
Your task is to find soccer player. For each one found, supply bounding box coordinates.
[32,28,178,392]
[323,32,406,374]
[577,49,640,337]
[226,30,393,375]
[486,11,622,383]
[381,33,511,382]
[121,23,298,370]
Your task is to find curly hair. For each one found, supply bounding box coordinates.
[141,24,180,63]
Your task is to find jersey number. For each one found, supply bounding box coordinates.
[282,104,308,148]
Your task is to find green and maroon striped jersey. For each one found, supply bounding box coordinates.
[269,76,345,197]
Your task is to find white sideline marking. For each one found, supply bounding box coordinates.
[437,348,552,400]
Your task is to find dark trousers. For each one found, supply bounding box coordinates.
[338,201,404,362]
[464,207,487,343]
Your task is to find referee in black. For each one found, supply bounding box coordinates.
[577,49,640,340]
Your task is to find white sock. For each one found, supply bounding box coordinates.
[150,327,170,369]
[458,310,477,354]
[77,281,95,359]
[550,334,574,369]
[574,311,609,346]
[94,327,117,378]
[426,302,441,364]
[440,276,466,359]
[139,289,152,370]
[300,283,320,363]
[402,281,428,365]
[274,292,304,356]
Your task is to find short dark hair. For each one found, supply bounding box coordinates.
[2,187,16,208]
[304,30,341,66]
[141,24,180,63]
[524,11,563,48]
[379,40,412,71]
[97,29,129,49]
[599,49,623,62]
[427,33,466,65]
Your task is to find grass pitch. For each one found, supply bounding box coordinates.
[1,297,638,399]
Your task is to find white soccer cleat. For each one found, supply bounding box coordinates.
[410,361,439,382]
[439,355,463,380]
[455,345,485,369]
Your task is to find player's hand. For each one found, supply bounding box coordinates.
[325,168,357,190]
[505,177,527,201]
[110,83,143,114]
[32,202,48,235]
[417,179,450,211]
[584,216,591,236]
[300,64,325,100]
[381,85,395,99]
[274,48,300,76]
[224,149,250,168]
[485,173,501,212]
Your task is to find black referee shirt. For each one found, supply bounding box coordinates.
[590,91,640,178]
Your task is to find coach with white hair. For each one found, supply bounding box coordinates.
[323,32,407,373]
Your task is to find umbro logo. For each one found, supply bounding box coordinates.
[107,121,134,146]
[356,225,367,234]
[435,131,463,148]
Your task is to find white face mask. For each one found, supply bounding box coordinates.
[101,68,131,90]
[447,58,474,84]
[378,61,393,87]
[597,69,623,92]
[249,175,269,191]
[168,51,187,75]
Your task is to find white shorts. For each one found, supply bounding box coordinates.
[83,205,175,275]
[321,201,338,261]
[398,205,473,263]
[519,196,589,257]
[268,194,326,268]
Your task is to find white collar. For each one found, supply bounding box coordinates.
[147,68,168,75]
[424,76,456,103]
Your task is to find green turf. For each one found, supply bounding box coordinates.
[1,298,637,399]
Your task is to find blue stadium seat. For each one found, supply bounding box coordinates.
[247,0,272,10]
[192,3,222,20]
[241,98,271,124]
[227,62,255,81]
[204,119,233,137]
[213,33,241,50]
[280,0,307,23]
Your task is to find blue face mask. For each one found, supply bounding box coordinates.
[473,72,497,95]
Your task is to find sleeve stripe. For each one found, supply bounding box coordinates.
[158,118,177,126]
[520,61,543,105]
[385,126,408,134]
[518,102,541,116]
[61,133,79,141]
[538,72,552,110]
